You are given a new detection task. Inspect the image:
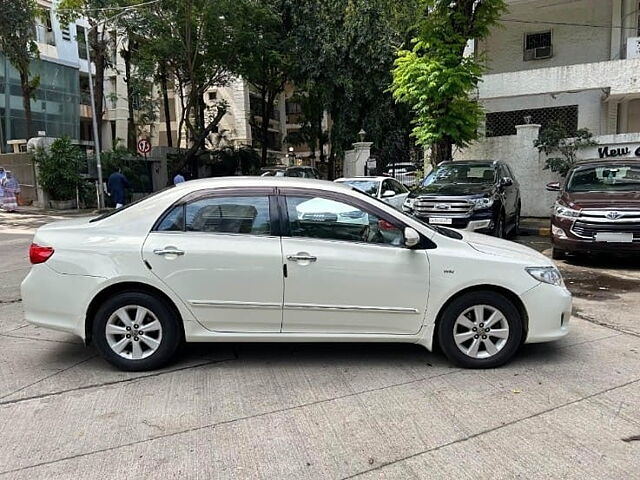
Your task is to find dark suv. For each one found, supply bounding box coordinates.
[403,160,521,237]
[547,160,640,259]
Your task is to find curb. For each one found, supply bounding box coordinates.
[519,226,550,237]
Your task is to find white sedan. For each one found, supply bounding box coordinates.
[22,177,571,371]
[335,176,409,210]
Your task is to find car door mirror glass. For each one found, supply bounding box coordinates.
[404,227,420,248]
[546,182,561,191]
[382,190,396,198]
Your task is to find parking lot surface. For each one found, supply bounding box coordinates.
[1,211,639,479]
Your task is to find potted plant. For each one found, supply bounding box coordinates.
[34,137,83,209]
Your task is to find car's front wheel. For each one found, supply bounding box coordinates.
[437,291,523,368]
[93,291,181,371]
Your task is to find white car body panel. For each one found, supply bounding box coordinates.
[21,176,571,352]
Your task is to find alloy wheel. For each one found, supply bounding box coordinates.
[453,305,510,359]
[105,305,163,360]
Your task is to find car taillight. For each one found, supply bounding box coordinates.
[29,243,54,264]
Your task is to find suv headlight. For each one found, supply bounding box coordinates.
[403,197,416,212]
[554,202,580,218]
[470,197,494,210]
[526,267,564,287]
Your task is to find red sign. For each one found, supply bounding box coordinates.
[137,138,151,155]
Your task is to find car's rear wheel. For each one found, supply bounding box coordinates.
[437,291,523,368]
[93,292,181,371]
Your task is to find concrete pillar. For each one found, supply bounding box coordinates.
[611,0,623,60]
[343,141,373,177]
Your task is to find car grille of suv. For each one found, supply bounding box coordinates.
[413,198,473,216]
[570,210,640,241]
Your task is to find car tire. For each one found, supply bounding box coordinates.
[552,248,566,260]
[93,291,181,371]
[493,211,505,238]
[437,291,523,369]
[509,205,521,238]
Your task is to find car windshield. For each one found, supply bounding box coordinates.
[338,180,379,196]
[422,164,495,186]
[567,165,640,192]
[90,186,174,222]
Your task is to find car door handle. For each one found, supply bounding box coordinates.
[287,254,317,262]
[153,248,185,256]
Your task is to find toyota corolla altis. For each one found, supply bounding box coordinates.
[22,177,571,371]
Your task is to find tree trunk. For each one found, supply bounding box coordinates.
[122,47,136,151]
[160,65,173,147]
[431,138,453,166]
[317,109,325,163]
[19,71,33,140]
[259,88,269,167]
[180,106,227,172]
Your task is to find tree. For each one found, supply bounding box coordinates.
[391,0,506,165]
[0,0,41,140]
[534,121,597,177]
[232,0,294,166]
[33,137,84,201]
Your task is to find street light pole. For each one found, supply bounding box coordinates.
[83,25,104,209]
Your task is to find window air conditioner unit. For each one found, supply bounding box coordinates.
[524,45,553,61]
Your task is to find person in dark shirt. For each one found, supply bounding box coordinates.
[107,169,130,208]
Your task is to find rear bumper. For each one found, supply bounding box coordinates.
[20,265,105,341]
[521,283,572,344]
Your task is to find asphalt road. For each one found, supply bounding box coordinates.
[1,211,639,479]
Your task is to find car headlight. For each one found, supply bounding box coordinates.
[554,202,580,218]
[470,197,494,210]
[403,198,416,211]
[526,266,564,287]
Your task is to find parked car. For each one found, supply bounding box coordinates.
[403,160,521,238]
[335,176,409,210]
[261,166,321,179]
[383,162,419,187]
[22,177,570,371]
[547,160,640,259]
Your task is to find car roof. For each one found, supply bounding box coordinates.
[336,176,387,182]
[172,175,353,193]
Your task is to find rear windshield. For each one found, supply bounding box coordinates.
[566,165,640,192]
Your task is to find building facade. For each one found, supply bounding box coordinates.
[456,0,640,216]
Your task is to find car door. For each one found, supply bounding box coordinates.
[142,189,284,332]
[280,189,430,335]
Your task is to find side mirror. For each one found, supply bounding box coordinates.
[546,182,561,192]
[382,190,396,198]
[500,177,513,187]
[404,227,420,248]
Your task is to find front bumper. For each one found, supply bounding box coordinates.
[21,265,105,340]
[551,217,640,254]
[405,211,494,232]
[521,282,572,344]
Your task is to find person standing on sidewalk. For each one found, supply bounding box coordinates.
[0,171,20,212]
[173,172,186,185]
[107,168,130,209]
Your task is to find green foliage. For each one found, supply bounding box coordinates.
[391,0,507,163]
[34,138,84,201]
[534,121,597,177]
[207,147,261,176]
[100,144,153,193]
